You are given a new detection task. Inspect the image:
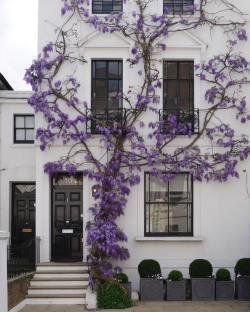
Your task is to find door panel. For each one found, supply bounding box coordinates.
[12,183,36,246]
[52,184,83,262]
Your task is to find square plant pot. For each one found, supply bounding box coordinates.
[140,278,164,301]
[191,278,215,301]
[216,281,234,300]
[121,282,132,298]
[166,280,186,301]
[236,277,250,300]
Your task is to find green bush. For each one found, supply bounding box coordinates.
[235,258,250,277]
[216,268,231,281]
[138,259,161,278]
[189,259,213,278]
[114,272,129,284]
[168,270,183,281]
[97,281,133,309]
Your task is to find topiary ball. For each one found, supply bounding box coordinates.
[138,259,161,278]
[216,268,231,281]
[235,258,250,277]
[168,270,183,281]
[114,272,129,284]
[189,259,213,278]
[97,281,133,309]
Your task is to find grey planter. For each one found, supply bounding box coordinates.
[216,281,234,300]
[121,282,132,298]
[166,280,186,301]
[140,278,164,301]
[191,278,215,301]
[236,277,250,300]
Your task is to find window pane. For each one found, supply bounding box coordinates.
[15,116,25,128]
[25,116,35,128]
[164,62,177,79]
[26,129,35,141]
[16,129,25,141]
[148,204,169,233]
[169,174,187,202]
[94,80,107,97]
[179,62,192,79]
[92,98,108,110]
[150,176,168,202]
[179,80,190,98]
[108,62,119,78]
[166,80,177,97]
[94,61,106,78]
[169,203,188,232]
[108,80,119,98]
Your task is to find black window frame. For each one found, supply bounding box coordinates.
[144,172,193,237]
[89,59,124,134]
[14,114,35,144]
[163,0,194,15]
[92,0,123,14]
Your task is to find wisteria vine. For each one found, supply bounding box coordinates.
[25,0,250,284]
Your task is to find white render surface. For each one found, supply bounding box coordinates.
[0,0,250,296]
[0,231,10,312]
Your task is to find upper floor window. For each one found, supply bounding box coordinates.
[145,172,193,237]
[161,60,199,133]
[89,60,123,133]
[92,0,123,14]
[14,115,35,144]
[163,0,194,15]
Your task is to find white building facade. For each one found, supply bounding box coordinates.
[1,0,250,291]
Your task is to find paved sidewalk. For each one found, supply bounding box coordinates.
[20,301,250,312]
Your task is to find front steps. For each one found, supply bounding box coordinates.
[26,262,89,304]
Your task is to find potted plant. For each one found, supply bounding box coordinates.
[138,259,164,301]
[215,268,234,300]
[166,270,186,301]
[189,259,215,301]
[114,272,132,298]
[235,258,250,300]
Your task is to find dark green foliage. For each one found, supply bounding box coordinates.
[235,258,250,277]
[97,281,133,309]
[114,272,129,283]
[168,270,183,281]
[216,268,231,281]
[138,259,161,278]
[189,259,213,278]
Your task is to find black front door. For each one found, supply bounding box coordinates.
[12,183,36,246]
[52,174,83,261]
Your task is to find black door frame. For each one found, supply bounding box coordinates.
[11,182,36,246]
[50,174,83,262]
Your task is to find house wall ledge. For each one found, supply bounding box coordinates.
[135,236,203,242]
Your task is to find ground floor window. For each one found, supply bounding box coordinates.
[144,172,193,236]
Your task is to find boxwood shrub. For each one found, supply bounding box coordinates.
[189,259,213,278]
[97,281,133,309]
[235,258,250,277]
[216,268,231,281]
[114,272,129,284]
[138,259,161,278]
[168,270,183,281]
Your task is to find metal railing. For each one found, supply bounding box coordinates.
[159,108,199,134]
[86,108,127,134]
[7,239,35,279]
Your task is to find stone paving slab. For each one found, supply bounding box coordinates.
[20,301,250,312]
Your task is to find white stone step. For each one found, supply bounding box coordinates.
[25,294,85,305]
[30,278,88,287]
[34,271,88,279]
[28,286,87,295]
[36,265,87,272]
[36,262,88,272]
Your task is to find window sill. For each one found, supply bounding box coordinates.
[135,236,203,242]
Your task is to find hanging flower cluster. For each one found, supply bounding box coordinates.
[25,0,250,283]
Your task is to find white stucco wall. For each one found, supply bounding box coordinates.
[0,91,35,235]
